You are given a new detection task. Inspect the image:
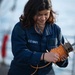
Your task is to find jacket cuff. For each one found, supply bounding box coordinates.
[30,52,42,66]
[56,59,68,67]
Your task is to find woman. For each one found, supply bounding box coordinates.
[8,0,68,75]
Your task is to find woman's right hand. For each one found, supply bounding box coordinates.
[44,52,60,63]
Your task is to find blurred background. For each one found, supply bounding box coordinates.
[0,0,75,75]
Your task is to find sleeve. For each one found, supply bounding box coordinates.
[56,25,68,67]
[11,23,42,66]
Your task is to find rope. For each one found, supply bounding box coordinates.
[30,62,51,75]
[31,44,70,75]
[31,65,38,75]
[31,50,51,75]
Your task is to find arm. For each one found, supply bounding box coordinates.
[56,25,68,67]
[11,23,42,66]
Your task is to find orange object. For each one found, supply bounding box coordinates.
[31,43,73,75]
[50,44,68,62]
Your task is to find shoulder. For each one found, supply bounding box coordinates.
[12,22,26,35]
[13,22,22,30]
[52,23,61,33]
[47,23,61,31]
[13,22,26,31]
[53,23,61,30]
[47,23,60,28]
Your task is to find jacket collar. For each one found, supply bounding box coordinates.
[28,24,53,36]
[43,23,53,36]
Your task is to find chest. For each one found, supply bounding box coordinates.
[26,32,58,52]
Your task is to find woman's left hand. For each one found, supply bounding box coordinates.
[60,54,68,61]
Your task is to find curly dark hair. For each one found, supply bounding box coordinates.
[20,0,56,28]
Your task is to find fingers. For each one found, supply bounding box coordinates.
[50,52,60,63]
[44,52,68,63]
[61,55,68,61]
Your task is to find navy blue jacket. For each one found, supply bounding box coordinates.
[8,22,68,75]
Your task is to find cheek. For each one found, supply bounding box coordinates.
[33,16,40,22]
[46,14,50,19]
[33,16,37,22]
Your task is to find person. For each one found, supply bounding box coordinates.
[8,0,68,75]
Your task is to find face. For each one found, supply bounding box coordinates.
[33,9,50,25]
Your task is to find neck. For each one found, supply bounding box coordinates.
[35,24,45,34]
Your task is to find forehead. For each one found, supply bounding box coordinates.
[37,9,50,14]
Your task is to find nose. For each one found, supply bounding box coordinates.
[38,15,45,21]
[41,15,45,20]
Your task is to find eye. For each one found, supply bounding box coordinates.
[36,13,42,16]
[45,13,48,16]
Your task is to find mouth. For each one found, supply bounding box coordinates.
[39,20,46,24]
